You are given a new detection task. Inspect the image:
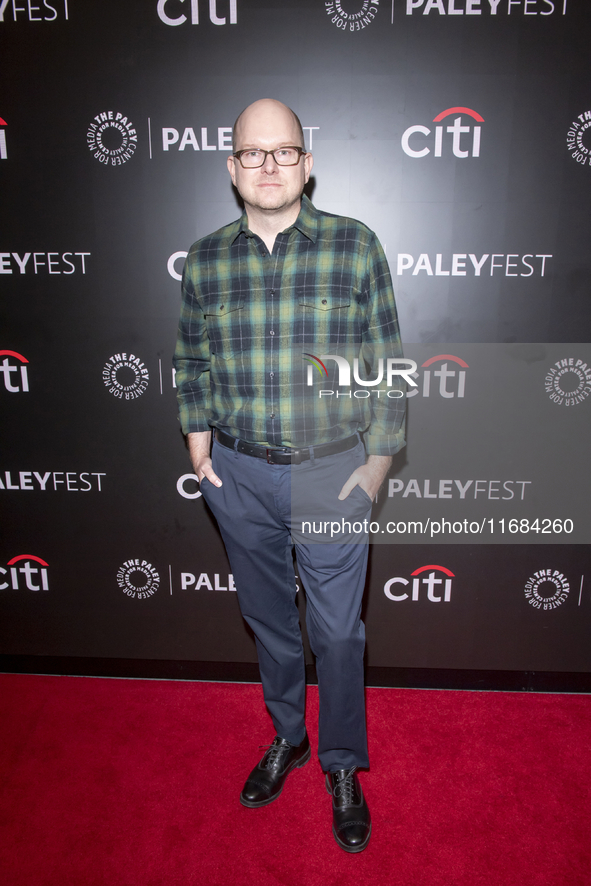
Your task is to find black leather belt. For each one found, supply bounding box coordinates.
[215,429,359,465]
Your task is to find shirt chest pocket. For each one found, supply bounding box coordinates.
[203,294,247,358]
[296,288,357,343]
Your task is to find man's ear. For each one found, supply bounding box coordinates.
[227,154,237,186]
[304,152,314,184]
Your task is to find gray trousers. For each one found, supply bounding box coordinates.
[200,437,372,772]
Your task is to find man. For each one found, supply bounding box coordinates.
[174,99,405,853]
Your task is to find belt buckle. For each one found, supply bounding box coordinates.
[266,448,275,464]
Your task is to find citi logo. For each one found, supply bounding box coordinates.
[384,565,454,602]
[408,354,468,399]
[157,0,237,26]
[401,107,483,159]
[0,555,49,591]
[177,473,202,499]
[0,116,6,159]
[1,350,29,393]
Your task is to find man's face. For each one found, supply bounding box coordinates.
[227,100,313,216]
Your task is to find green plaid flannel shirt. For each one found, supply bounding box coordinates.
[174,195,406,456]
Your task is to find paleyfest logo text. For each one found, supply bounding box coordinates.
[404,1,568,15]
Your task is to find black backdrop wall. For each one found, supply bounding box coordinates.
[2,0,590,689]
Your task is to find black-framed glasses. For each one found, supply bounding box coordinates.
[233,146,307,168]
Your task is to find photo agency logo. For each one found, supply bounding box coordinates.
[303,352,471,400]
[402,107,484,159]
[0,0,70,22]
[0,116,7,159]
[87,112,138,166]
[103,353,149,400]
[384,564,455,603]
[0,350,29,393]
[117,560,160,600]
[325,0,379,31]
[157,0,237,26]
[566,110,591,168]
[524,569,569,611]
[403,0,568,16]
[0,555,49,591]
[303,352,417,399]
[545,357,591,406]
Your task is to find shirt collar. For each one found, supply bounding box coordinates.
[231,193,318,245]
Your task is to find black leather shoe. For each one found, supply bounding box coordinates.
[240,733,311,808]
[326,767,371,853]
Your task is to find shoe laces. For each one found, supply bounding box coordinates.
[259,739,288,770]
[333,767,357,804]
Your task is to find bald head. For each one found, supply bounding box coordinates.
[227,97,313,228]
[232,99,305,152]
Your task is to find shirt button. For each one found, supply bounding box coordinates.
[270,372,275,378]
[269,330,275,335]
[270,413,275,419]
[321,299,327,305]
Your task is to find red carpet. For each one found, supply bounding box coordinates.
[0,674,590,886]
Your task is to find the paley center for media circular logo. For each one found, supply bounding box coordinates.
[544,357,591,406]
[566,110,591,168]
[117,559,160,600]
[325,0,379,31]
[103,353,149,400]
[87,111,138,166]
[524,570,569,611]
